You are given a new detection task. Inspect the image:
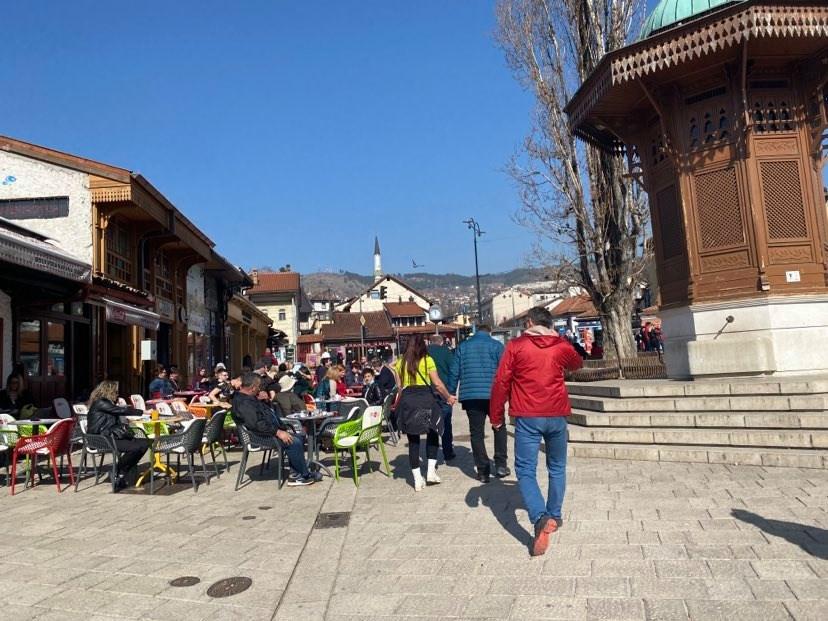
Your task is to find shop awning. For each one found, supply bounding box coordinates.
[0,218,91,283]
[103,297,160,330]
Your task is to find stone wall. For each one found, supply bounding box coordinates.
[0,151,93,264]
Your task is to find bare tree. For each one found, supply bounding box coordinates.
[496,0,649,358]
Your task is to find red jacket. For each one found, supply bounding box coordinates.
[489,328,583,427]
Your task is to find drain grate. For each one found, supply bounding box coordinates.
[314,511,351,529]
[242,515,256,520]
[169,576,200,587]
[258,506,272,510]
[206,577,252,598]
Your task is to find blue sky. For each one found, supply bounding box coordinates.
[4,1,537,276]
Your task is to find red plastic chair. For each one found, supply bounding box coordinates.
[10,418,76,495]
[303,393,316,412]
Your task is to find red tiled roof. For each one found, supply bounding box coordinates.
[297,333,323,344]
[550,294,598,318]
[395,323,467,335]
[384,302,426,318]
[247,272,300,294]
[321,312,394,342]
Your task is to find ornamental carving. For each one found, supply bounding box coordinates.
[755,139,799,156]
[768,246,812,264]
[700,251,750,272]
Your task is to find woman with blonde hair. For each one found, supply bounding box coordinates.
[87,380,150,491]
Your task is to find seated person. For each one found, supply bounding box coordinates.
[291,365,313,396]
[361,368,386,406]
[231,373,320,487]
[87,380,150,491]
[148,366,173,398]
[192,367,211,391]
[0,374,35,412]
[207,369,234,408]
[273,375,307,416]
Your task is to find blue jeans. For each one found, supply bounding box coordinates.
[440,399,454,458]
[280,433,310,477]
[514,416,568,525]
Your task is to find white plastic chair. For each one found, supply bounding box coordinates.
[130,394,146,411]
[170,400,189,414]
[72,404,88,415]
[116,397,128,407]
[361,405,383,429]
[156,402,174,417]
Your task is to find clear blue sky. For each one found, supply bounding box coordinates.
[4,1,537,277]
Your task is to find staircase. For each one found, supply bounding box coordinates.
[565,377,828,468]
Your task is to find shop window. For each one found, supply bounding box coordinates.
[106,220,133,283]
[155,253,174,300]
[47,322,65,377]
[19,320,41,377]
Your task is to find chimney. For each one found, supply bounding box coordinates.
[251,269,259,285]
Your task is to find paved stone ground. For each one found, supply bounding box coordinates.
[1,407,827,620]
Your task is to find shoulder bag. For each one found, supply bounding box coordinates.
[395,361,444,436]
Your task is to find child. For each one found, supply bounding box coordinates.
[361,368,386,406]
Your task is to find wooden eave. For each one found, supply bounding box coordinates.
[0,134,130,181]
[566,0,828,151]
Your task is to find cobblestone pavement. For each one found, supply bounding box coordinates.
[1,407,826,620]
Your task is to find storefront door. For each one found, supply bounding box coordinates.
[18,318,67,406]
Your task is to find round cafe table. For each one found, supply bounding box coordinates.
[1,418,63,434]
[287,411,335,477]
[131,415,184,487]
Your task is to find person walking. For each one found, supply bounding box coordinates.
[394,334,456,491]
[447,324,507,482]
[490,306,583,556]
[427,334,456,461]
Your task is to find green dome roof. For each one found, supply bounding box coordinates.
[640,0,745,39]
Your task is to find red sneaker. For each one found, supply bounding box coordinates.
[531,515,558,556]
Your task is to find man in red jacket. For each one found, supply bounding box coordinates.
[490,306,583,556]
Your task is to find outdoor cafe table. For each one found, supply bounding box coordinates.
[174,390,204,399]
[2,418,63,434]
[130,415,184,487]
[287,411,335,477]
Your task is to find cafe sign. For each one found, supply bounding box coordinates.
[155,298,175,322]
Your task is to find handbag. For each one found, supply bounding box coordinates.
[395,362,444,436]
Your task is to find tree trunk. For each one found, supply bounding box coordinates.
[599,295,638,360]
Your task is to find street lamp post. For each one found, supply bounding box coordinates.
[463,218,484,323]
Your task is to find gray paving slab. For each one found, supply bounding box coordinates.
[0,404,826,619]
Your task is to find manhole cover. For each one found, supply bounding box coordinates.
[169,576,200,587]
[242,515,256,520]
[314,512,351,529]
[452,434,471,441]
[206,577,252,598]
[258,506,272,510]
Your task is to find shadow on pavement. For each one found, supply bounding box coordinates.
[466,480,531,549]
[731,509,828,560]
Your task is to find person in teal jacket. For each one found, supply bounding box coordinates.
[447,325,508,482]
[427,335,456,461]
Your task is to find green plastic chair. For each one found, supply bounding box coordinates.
[332,413,390,487]
[140,421,169,439]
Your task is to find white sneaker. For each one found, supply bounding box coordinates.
[426,459,441,485]
[412,468,425,492]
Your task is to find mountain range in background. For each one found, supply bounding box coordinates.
[300,267,557,315]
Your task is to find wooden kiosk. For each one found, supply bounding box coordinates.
[566,0,828,378]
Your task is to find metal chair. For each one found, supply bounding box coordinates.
[74,418,121,493]
[234,424,285,491]
[53,398,72,419]
[202,410,229,477]
[151,418,208,494]
[380,390,400,446]
[0,415,19,487]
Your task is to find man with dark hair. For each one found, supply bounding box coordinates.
[428,334,456,461]
[148,366,173,398]
[447,323,506,481]
[490,306,583,556]
[372,356,396,395]
[231,373,318,486]
[254,358,278,402]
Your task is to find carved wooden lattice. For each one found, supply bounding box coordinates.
[759,160,808,239]
[656,184,683,259]
[694,167,744,249]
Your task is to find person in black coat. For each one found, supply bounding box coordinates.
[361,368,386,406]
[0,374,35,412]
[87,380,150,491]
[371,357,396,395]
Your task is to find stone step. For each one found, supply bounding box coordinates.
[567,377,828,399]
[567,442,827,468]
[567,424,828,449]
[568,409,828,429]
[569,393,828,413]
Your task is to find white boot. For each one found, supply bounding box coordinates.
[426,459,441,485]
[412,467,425,491]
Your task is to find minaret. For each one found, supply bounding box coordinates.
[373,236,383,281]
